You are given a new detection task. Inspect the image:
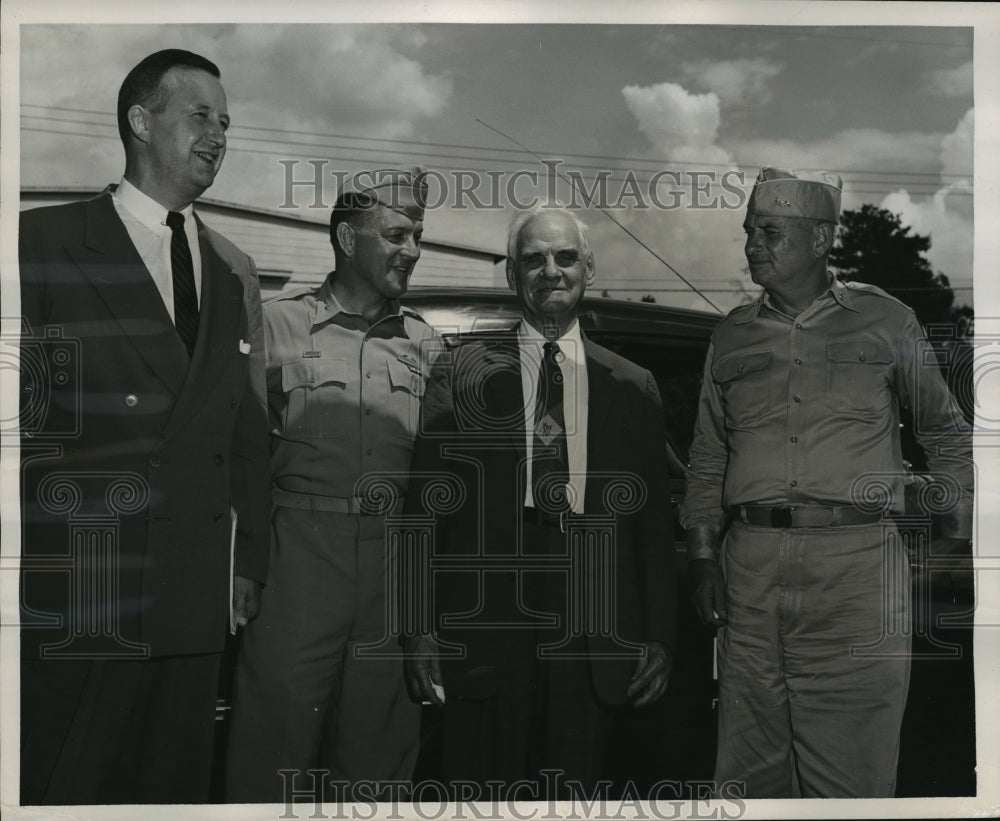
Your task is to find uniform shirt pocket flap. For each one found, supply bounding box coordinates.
[713,350,773,384]
[387,357,426,396]
[826,340,893,365]
[281,358,349,391]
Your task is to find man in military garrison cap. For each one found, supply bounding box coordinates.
[225,169,436,802]
[681,167,973,797]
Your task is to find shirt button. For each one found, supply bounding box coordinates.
[793,395,801,403]
[231,398,239,408]
[737,365,744,373]
[214,454,225,465]
[124,394,139,407]
[790,480,798,487]
[791,436,798,443]
[366,448,373,456]
[859,354,866,362]
[366,372,372,379]
[794,358,802,366]
[795,323,802,330]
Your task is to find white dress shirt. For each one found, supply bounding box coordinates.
[112,177,203,321]
[518,319,589,513]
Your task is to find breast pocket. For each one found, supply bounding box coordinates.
[826,339,894,416]
[280,358,350,438]
[385,356,426,441]
[712,350,772,427]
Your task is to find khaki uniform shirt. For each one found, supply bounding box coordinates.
[265,277,436,499]
[680,278,973,552]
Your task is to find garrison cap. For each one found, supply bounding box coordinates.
[747,167,843,222]
[334,167,428,220]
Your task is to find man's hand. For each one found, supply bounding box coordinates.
[688,558,728,627]
[232,575,262,629]
[626,641,672,707]
[404,634,445,708]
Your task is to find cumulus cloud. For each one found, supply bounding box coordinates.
[19,24,454,209]
[927,60,973,98]
[621,82,732,165]
[680,58,783,106]
[229,26,452,139]
[876,109,974,301]
[941,107,973,179]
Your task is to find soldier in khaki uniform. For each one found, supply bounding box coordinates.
[226,170,435,802]
[681,168,973,797]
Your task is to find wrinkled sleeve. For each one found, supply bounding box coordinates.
[679,339,730,547]
[895,311,974,539]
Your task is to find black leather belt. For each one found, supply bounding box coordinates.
[522,507,571,531]
[733,504,883,528]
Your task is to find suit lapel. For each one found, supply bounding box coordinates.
[480,326,529,444]
[583,335,616,510]
[71,193,189,396]
[162,222,245,439]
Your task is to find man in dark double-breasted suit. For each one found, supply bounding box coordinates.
[403,206,675,798]
[18,49,270,805]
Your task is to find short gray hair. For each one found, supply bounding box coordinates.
[506,204,591,267]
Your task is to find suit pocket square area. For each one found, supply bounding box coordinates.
[239,340,251,355]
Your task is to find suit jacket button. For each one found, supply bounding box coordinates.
[214,454,225,465]
[149,456,161,468]
[124,394,139,407]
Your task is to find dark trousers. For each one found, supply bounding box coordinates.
[21,652,221,804]
[440,519,616,799]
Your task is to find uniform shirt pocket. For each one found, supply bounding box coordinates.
[385,356,426,442]
[280,358,350,438]
[712,350,772,427]
[386,357,426,397]
[826,339,894,416]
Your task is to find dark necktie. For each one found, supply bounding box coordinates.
[166,210,199,358]
[532,341,570,513]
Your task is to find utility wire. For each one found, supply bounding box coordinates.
[476,117,724,314]
[20,104,973,181]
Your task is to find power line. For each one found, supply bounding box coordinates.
[477,117,725,315]
[19,103,973,181]
[22,120,971,199]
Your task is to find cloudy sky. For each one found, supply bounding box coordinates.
[13,8,976,314]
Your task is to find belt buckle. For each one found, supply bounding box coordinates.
[770,507,794,528]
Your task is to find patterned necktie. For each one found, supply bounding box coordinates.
[532,341,569,512]
[166,211,199,358]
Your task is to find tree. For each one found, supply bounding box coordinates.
[830,204,971,335]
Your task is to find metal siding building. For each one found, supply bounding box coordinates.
[20,188,507,295]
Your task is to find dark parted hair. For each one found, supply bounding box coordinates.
[117,49,220,146]
[329,193,379,256]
